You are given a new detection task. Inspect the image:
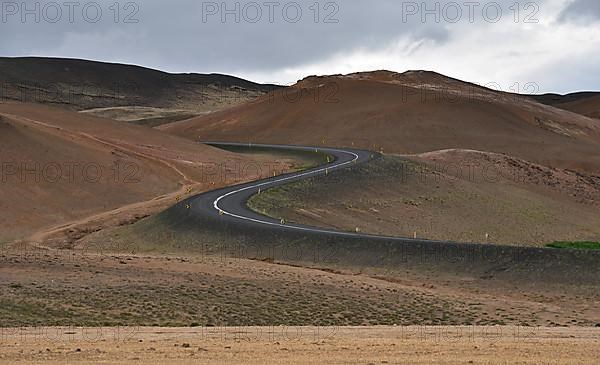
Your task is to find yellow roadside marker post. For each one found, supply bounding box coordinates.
[414,232,417,239]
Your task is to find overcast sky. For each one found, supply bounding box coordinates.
[1,0,599,93]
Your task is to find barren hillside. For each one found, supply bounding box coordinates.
[0,102,272,243]
[556,95,600,119]
[160,70,600,174]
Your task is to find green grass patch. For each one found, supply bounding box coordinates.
[546,241,600,250]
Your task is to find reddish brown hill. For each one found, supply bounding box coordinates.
[532,92,600,119]
[556,95,600,119]
[159,71,600,174]
[0,102,261,242]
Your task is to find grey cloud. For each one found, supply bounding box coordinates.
[0,1,526,74]
[558,0,600,24]
[1,0,598,93]
[527,53,600,93]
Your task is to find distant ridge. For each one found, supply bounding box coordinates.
[0,57,281,125]
[532,92,600,119]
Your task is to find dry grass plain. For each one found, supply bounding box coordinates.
[1,326,598,364]
[1,249,598,329]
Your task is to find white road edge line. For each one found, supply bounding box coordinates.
[212,147,362,236]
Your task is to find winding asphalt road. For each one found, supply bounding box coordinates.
[176,142,600,285]
[187,142,448,243]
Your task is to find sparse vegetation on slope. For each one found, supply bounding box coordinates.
[248,153,600,246]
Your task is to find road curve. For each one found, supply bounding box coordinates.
[187,142,449,243]
[169,142,600,286]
